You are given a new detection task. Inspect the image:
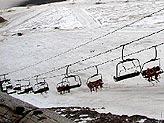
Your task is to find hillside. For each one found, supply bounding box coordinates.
[0,0,164,120]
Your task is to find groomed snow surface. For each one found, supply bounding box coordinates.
[1,0,164,120]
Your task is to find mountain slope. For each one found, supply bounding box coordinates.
[0,0,164,119]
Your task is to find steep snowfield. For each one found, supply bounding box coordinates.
[1,0,164,119]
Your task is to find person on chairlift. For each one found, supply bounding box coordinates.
[146,68,153,82]
[146,67,159,82]
[152,66,159,81]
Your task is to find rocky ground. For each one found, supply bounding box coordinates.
[50,107,164,123]
[1,92,164,123]
[0,93,75,123]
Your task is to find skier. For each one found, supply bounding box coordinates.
[87,82,94,92]
[57,86,62,94]
[146,68,152,81]
[153,66,159,81]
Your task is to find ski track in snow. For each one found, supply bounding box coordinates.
[1,0,164,119]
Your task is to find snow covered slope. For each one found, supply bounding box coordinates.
[1,0,164,119]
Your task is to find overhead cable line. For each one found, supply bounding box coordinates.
[5,7,164,75]
[19,28,164,81]
[70,43,164,74]
[21,42,164,80]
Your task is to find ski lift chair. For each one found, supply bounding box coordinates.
[0,74,13,92]
[0,74,10,84]
[33,77,49,94]
[86,66,103,92]
[17,81,33,94]
[56,80,70,94]
[113,45,141,82]
[141,46,163,79]
[0,79,12,93]
[56,65,82,94]
[141,60,163,78]
[2,80,12,90]
[56,75,82,94]
[13,80,21,91]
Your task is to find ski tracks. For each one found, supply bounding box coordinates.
[70,4,100,29]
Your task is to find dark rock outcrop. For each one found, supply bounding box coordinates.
[1,93,163,123]
[51,107,164,123]
[0,16,7,23]
[0,93,75,123]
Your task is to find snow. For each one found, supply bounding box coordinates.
[1,0,164,120]
[9,6,83,33]
[138,119,146,123]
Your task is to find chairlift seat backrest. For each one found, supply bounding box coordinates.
[141,58,160,69]
[90,73,99,79]
[63,74,82,86]
[114,58,141,82]
[87,73,103,83]
[121,58,136,63]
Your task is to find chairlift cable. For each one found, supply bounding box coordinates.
[19,28,164,81]
[4,7,164,76]
[70,43,164,74]
[45,42,164,79]
[21,43,162,80]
